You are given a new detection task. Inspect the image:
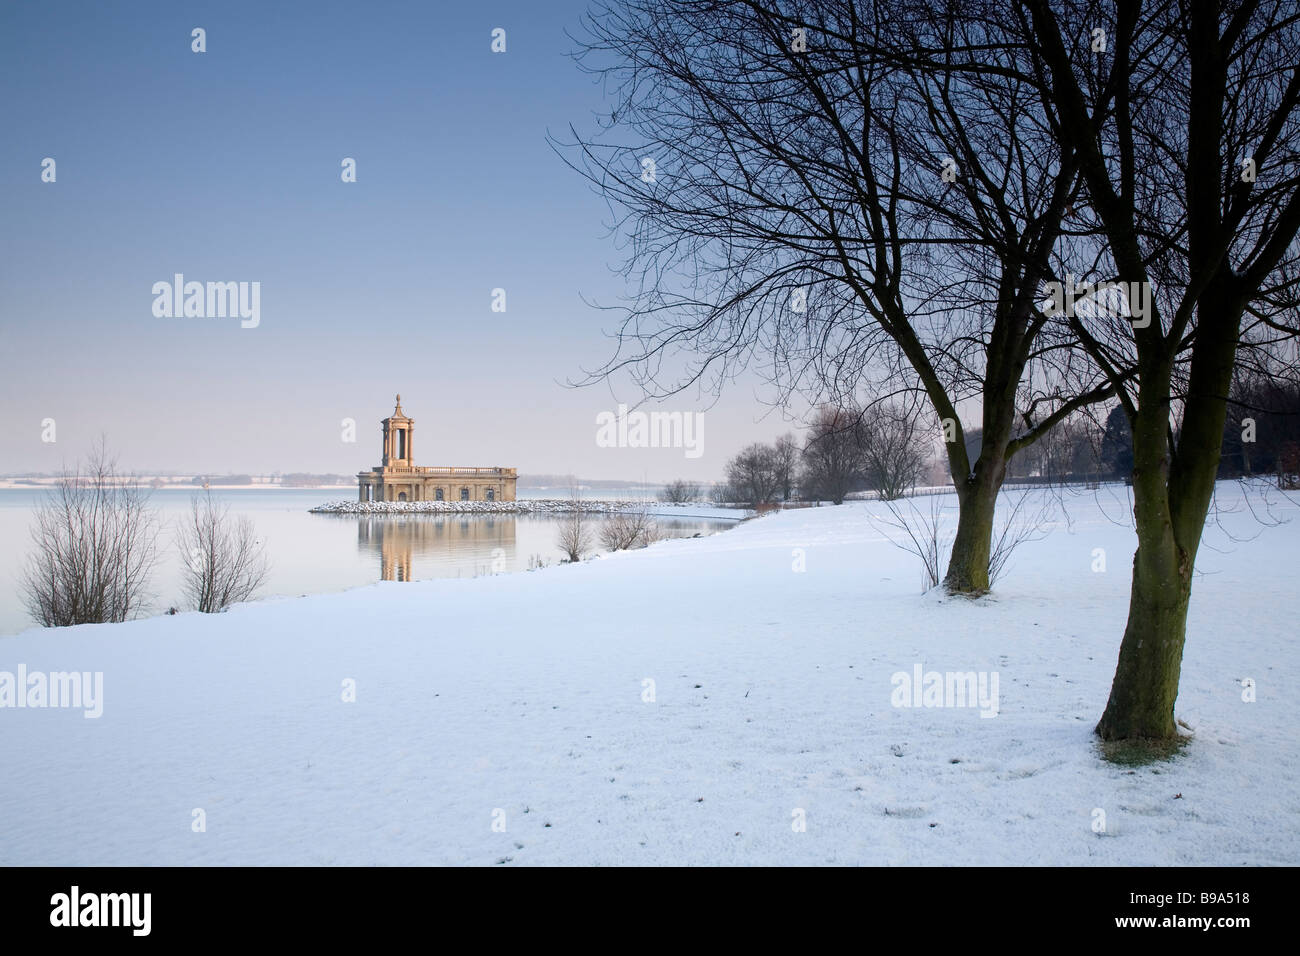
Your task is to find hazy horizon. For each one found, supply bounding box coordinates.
[0,465,698,486]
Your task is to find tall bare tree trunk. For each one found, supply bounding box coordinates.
[943,470,1002,595]
[1096,569,1192,740]
[1096,364,1189,739]
[941,366,1018,596]
[1097,310,1238,740]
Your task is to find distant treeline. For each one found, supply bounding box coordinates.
[1219,377,1300,479]
[277,473,354,487]
[188,474,353,487]
[518,474,653,490]
[705,381,1300,508]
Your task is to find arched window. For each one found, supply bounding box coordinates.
[398,492,407,502]
[435,488,444,501]
[486,488,495,501]
[460,487,470,501]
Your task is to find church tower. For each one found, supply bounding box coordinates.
[356,394,516,504]
[381,394,413,467]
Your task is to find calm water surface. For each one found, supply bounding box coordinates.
[0,488,737,636]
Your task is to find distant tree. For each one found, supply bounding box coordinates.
[22,441,160,627]
[1050,420,1080,482]
[192,474,252,487]
[800,407,863,505]
[659,479,703,503]
[860,404,927,500]
[1219,363,1300,478]
[1069,432,1102,481]
[280,473,351,488]
[772,433,800,501]
[1100,406,1133,481]
[177,488,271,613]
[708,481,736,505]
[1220,373,1259,477]
[1279,442,1300,490]
[1021,414,1100,484]
[725,443,782,507]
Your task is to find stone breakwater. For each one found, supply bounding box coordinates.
[309,498,654,516]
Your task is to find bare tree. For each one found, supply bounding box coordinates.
[1280,442,1300,490]
[560,0,1117,594]
[659,479,703,503]
[860,403,927,500]
[772,433,800,501]
[800,406,863,504]
[726,442,782,506]
[1025,0,1300,741]
[557,487,595,560]
[21,440,160,627]
[177,488,271,613]
[600,505,661,550]
[1038,414,1100,485]
[1219,350,1300,479]
[708,480,737,505]
[1222,373,1262,477]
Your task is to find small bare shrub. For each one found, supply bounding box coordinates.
[871,495,950,592]
[987,488,1055,586]
[556,489,594,561]
[22,441,160,627]
[177,488,271,613]
[600,506,660,550]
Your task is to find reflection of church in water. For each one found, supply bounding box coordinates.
[356,396,518,503]
[358,515,518,581]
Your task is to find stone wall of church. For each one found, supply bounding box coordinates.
[357,474,518,503]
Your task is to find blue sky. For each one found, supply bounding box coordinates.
[0,0,798,480]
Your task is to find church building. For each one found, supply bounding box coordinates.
[356,396,517,503]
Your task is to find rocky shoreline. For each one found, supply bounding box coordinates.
[309,498,668,516]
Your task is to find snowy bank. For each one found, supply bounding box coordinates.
[1,482,1296,865]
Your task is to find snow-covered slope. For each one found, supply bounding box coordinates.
[1,482,1295,865]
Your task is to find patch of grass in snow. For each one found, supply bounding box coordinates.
[1097,733,1192,767]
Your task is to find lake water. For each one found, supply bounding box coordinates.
[0,488,739,637]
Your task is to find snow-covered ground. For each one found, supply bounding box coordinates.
[1,481,1295,865]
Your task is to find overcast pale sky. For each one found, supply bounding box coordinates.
[0,0,806,481]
